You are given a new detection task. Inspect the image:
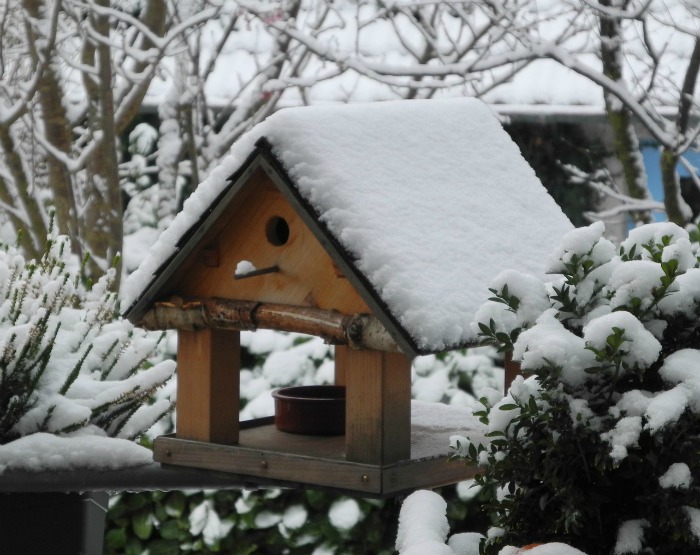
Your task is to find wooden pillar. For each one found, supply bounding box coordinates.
[341,348,411,465]
[176,328,240,444]
[334,345,347,386]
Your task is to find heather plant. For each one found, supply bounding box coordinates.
[0,229,174,444]
[456,221,700,554]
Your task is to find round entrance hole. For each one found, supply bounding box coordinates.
[272,385,346,435]
[266,216,290,246]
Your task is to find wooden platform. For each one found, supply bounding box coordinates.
[154,411,481,498]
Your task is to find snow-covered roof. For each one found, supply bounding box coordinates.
[124,98,572,355]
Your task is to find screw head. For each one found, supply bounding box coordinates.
[260,460,268,469]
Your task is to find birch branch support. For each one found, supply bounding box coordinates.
[138,297,401,353]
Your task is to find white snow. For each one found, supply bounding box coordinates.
[140,0,694,122]
[659,463,692,489]
[456,480,482,502]
[122,226,160,273]
[614,519,649,555]
[124,98,572,353]
[621,223,690,257]
[328,498,362,531]
[448,532,483,555]
[513,310,595,387]
[644,385,689,432]
[254,511,283,529]
[433,218,700,554]
[607,261,668,312]
[685,507,700,541]
[546,220,615,273]
[412,368,451,403]
[472,269,552,340]
[411,400,486,455]
[659,349,700,385]
[0,430,152,474]
[189,499,234,546]
[613,390,654,418]
[281,505,308,530]
[602,416,643,463]
[0,235,173,475]
[235,260,257,276]
[659,270,700,317]
[397,489,594,554]
[582,311,661,369]
[262,344,318,387]
[396,490,450,552]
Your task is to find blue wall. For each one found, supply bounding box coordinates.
[641,143,700,222]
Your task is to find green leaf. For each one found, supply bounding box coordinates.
[125,493,149,511]
[478,322,493,336]
[132,507,153,541]
[159,519,184,541]
[105,528,127,550]
[147,539,181,555]
[164,491,186,518]
[125,538,144,555]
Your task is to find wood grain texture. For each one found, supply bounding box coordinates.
[171,168,370,315]
[344,350,411,465]
[176,329,240,444]
[153,420,479,497]
[334,345,348,386]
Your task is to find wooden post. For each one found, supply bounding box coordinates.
[176,328,240,444]
[342,349,411,465]
[334,345,348,386]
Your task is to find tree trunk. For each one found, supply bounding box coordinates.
[660,149,687,225]
[661,37,700,225]
[80,0,123,289]
[599,0,651,225]
[22,0,82,254]
[0,126,45,258]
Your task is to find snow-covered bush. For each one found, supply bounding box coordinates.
[456,221,700,554]
[0,231,174,445]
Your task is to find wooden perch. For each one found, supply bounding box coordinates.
[234,264,279,280]
[138,297,401,353]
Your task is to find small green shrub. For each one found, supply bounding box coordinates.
[459,221,700,554]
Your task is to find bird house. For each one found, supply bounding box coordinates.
[123,98,572,497]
